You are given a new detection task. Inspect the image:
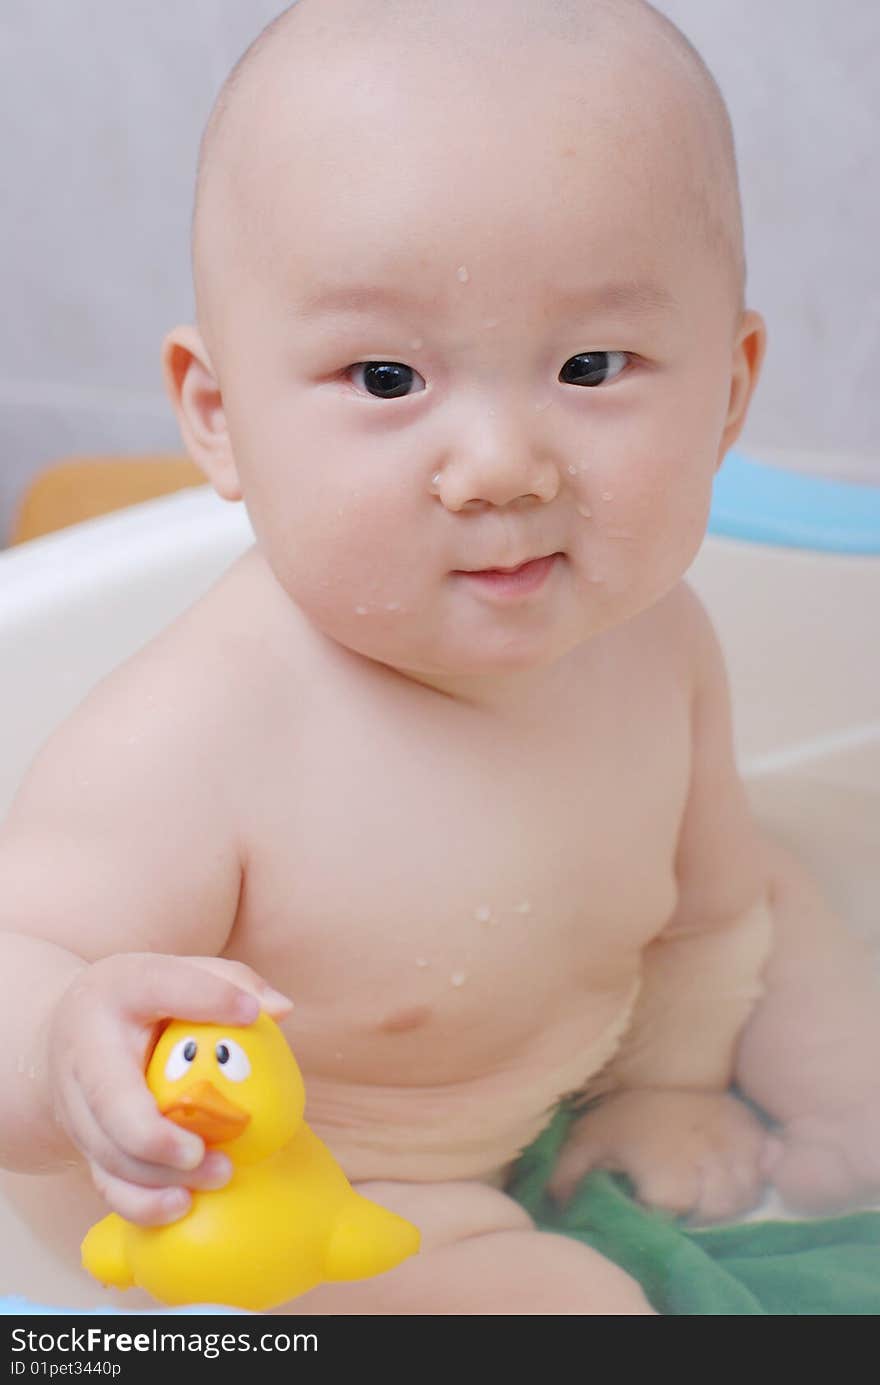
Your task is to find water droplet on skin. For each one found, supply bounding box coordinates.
[456,265,470,283]
[415,957,430,968]
[475,905,492,922]
[450,971,467,987]
[601,491,614,502]
[577,504,593,519]
[410,336,424,350]
[385,601,402,612]
[355,605,369,615]
[431,472,442,489]
[513,900,532,914]
[567,465,578,475]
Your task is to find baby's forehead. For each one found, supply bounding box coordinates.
[194,1,742,332]
[220,10,702,160]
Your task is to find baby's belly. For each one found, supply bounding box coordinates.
[299,984,640,1183]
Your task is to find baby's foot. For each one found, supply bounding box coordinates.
[547,1088,771,1223]
[763,1089,880,1214]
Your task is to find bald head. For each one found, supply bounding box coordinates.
[191,0,745,352]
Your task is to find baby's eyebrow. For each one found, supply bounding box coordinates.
[556,280,679,318]
[296,283,426,319]
[295,279,678,321]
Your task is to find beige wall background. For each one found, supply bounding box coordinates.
[1,0,878,543]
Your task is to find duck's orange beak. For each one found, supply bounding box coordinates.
[160,1080,251,1145]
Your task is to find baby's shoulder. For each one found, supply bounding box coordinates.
[143,545,300,688]
[21,549,300,807]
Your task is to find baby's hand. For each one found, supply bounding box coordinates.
[47,953,292,1227]
[762,1088,880,1214]
[547,1088,771,1223]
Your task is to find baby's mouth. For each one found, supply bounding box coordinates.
[452,552,563,598]
[457,551,561,575]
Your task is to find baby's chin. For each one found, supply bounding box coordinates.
[333,612,596,689]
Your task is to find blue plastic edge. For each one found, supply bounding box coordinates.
[0,1295,237,1315]
[709,449,880,554]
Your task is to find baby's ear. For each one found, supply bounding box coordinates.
[161,324,242,501]
[715,308,767,469]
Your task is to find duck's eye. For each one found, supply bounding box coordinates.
[214,1038,251,1082]
[164,1037,198,1082]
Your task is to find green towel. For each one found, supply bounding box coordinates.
[507,1104,880,1315]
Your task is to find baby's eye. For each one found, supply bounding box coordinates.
[347,361,426,399]
[214,1038,251,1083]
[559,351,629,388]
[164,1037,198,1082]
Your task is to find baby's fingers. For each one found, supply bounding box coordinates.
[101,954,275,1027]
[74,1044,205,1171]
[89,1165,193,1227]
[180,956,294,1019]
[66,1080,231,1196]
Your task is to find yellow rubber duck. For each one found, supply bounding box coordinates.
[81,1014,420,1310]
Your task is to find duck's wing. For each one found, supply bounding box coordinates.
[323,1192,421,1282]
[81,1213,135,1289]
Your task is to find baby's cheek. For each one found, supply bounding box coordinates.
[284,495,423,623]
[587,453,712,592]
[641,456,715,579]
[641,457,708,537]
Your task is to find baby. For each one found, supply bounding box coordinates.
[2,0,880,1316]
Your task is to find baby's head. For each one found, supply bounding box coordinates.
[164,0,765,702]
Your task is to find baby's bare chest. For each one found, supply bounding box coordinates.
[230,642,691,1084]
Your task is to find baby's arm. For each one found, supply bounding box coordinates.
[550,587,776,1219]
[0,667,288,1224]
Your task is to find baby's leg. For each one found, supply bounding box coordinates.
[286,1180,655,1315]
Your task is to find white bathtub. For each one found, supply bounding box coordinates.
[0,454,878,1309]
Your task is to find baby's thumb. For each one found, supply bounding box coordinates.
[115,954,291,1026]
[180,956,294,1020]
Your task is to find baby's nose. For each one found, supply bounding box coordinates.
[433,436,560,511]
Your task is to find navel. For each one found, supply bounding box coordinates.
[377,1005,433,1035]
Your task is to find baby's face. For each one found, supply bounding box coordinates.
[199,38,761,694]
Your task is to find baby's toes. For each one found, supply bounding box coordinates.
[630,1162,704,1218]
[689,1151,763,1225]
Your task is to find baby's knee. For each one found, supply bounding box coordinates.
[352,1183,655,1314]
[285,1181,654,1314]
